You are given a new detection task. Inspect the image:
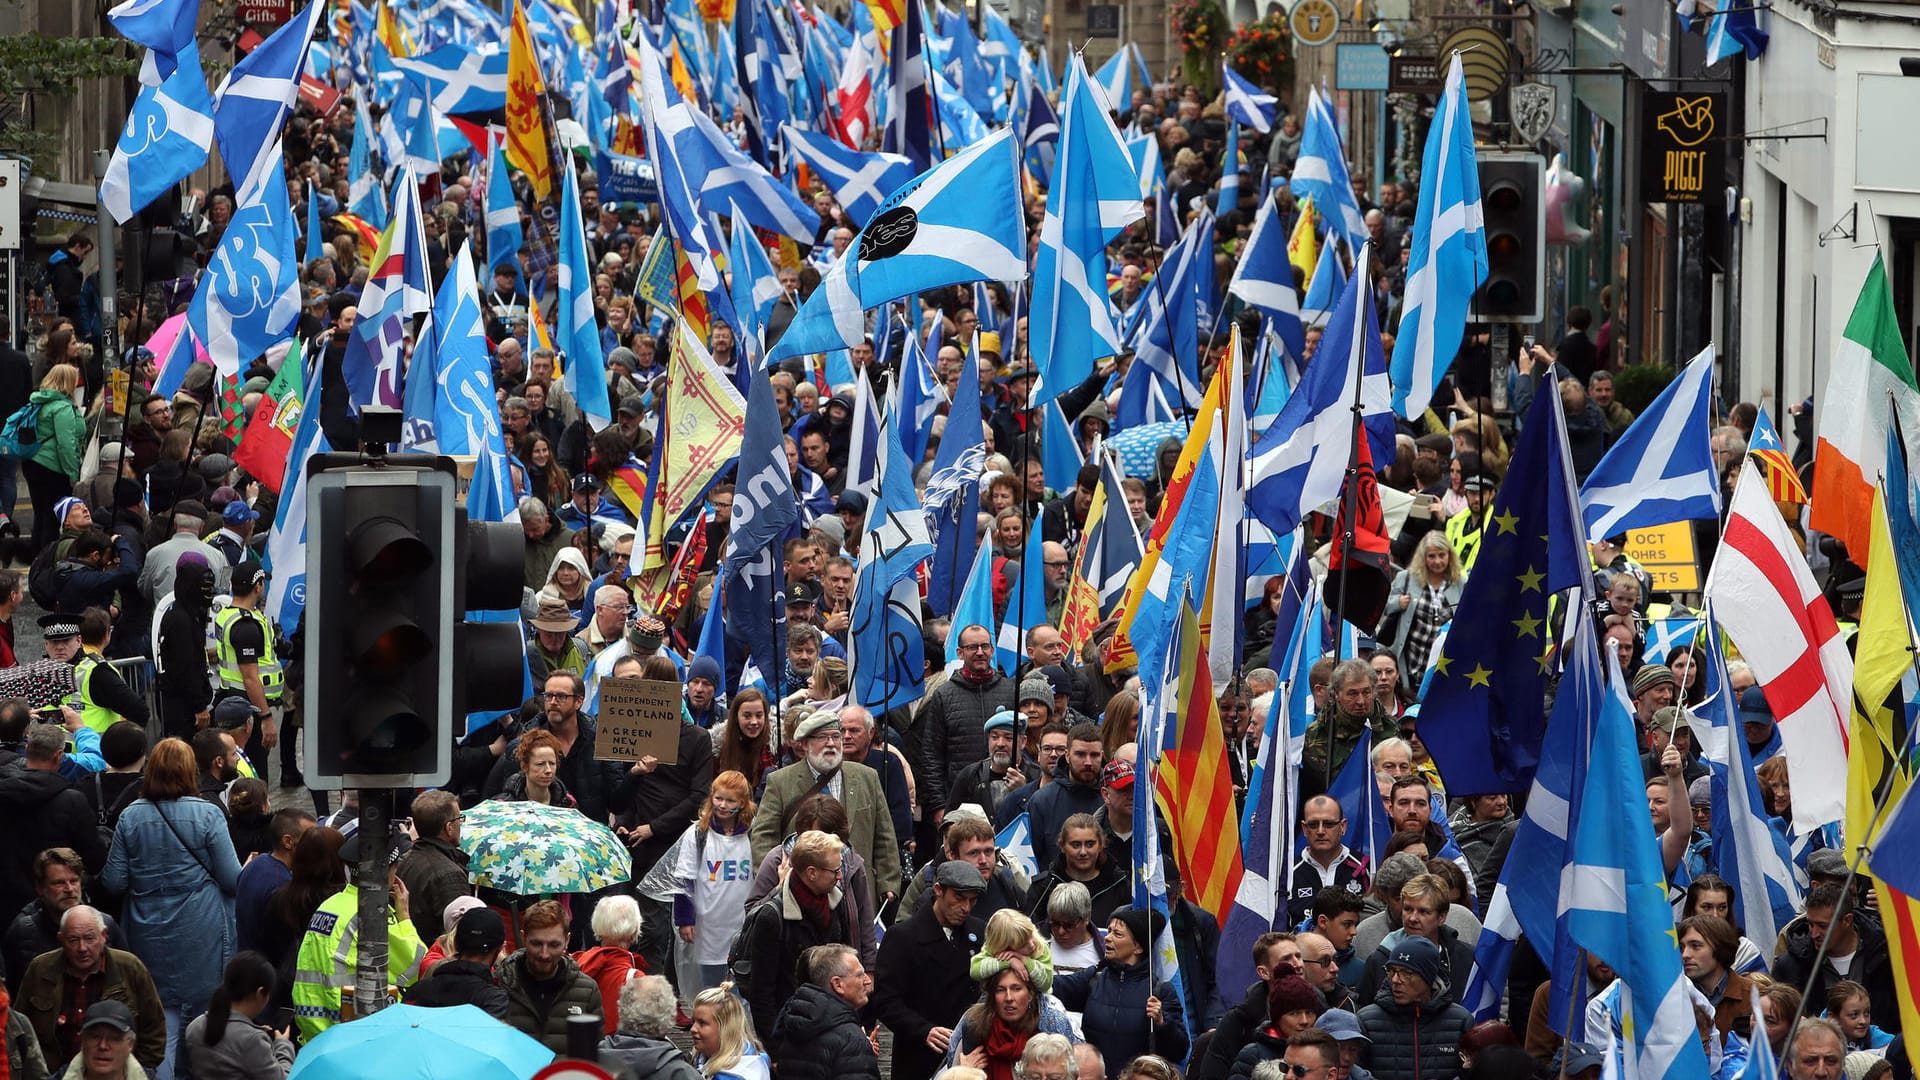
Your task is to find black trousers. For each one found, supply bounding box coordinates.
[21,459,69,554]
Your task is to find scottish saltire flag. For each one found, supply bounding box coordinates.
[1125,130,1165,201]
[1214,119,1241,220]
[1227,191,1306,361]
[931,67,990,152]
[881,0,930,171]
[896,321,943,465]
[722,369,796,682]
[1567,650,1714,1080]
[339,169,430,408]
[996,814,1037,878]
[1128,212,1208,411]
[1300,236,1346,326]
[212,1,324,192]
[996,525,1047,676]
[665,105,819,241]
[634,28,724,289]
[187,153,303,377]
[100,49,214,224]
[1221,61,1276,133]
[1091,43,1149,112]
[1418,381,1588,794]
[944,541,996,667]
[394,42,508,112]
[1041,401,1084,494]
[1706,0,1768,62]
[1389,55,1487,418]
[348,98,387,229]
[848,391,935,714]
[1247,241,1392,538]
[556,163,614,426]
[1460,614,1600,1025]
[769,130,1026,363]
[781,123,916,228]
[1641,615,1704,664]
[484,147,522,280]
[264,354,329,637]
[303,180,323,263]
[1290,87,1367,257]
[110,0,200,69]
[1020,80,1059,188]
[1698,611,1803,945]
[1134,601,1191,1037]
[421,242,502,460]
[1327,718,1395,863]
[1581,345,1721,541]
[1205,333,1250,682]
[1029,55,1141,408]
[842,368,885,499]
[726,204,781,381]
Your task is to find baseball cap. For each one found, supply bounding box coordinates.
[786,579,823,608]
[223,500,260,525]
[80,1000,136,1034]
[1550,1042,1605,1075]
[212,696,256,730]
[454,907,508,954]
[233,558,268,593]
[1102,759,1134,790]
[1649,705,1693,735]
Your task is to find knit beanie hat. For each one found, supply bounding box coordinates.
[1113,906,1165,951]
[1383,936,1444,988]
[1267,975,1320,1022]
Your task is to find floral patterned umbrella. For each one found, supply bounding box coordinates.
[461,799,632,897]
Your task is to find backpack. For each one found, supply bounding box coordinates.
[0,400,41,460]
[727,890,783,984]
[27,542,74,610]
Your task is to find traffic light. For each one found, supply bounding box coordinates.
[1474,152,1547,324]
[454,511,529,722]
[304,459,457,786]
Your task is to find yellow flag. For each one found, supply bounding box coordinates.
[506,0,555,202]
[1288,196,1319,286]
[375,0,413,58]
[638,322,748,578]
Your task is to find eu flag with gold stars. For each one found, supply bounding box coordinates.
[1418,382,1590,794]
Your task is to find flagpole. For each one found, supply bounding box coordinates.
[1328,241,1372,777]
[1557,947,1586,1080]
[1145,263,1195,434]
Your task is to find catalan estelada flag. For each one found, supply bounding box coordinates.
[1749,403,1808,505]
[1154,596,1246,922]
[506,0,555,201]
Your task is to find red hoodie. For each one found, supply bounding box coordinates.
[572,946,646,1035]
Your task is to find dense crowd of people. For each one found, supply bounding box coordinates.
[0,27,1889,1080]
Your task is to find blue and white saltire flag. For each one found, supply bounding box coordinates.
[721,368,797,684]
[943,540,996,668]
[1041,400,1084,495]
[896,320,943,465]
[1214,118,1241,219]
[1567,648,1714,1080]
[485,146,522,281]
[769,130,1027,364]
[1128,212,1209,411]
[726,203,781,383]
[412,241,501,460]
[668,105,820,242]
[1740,983,1780,1080]
[1389,55,1487,419]
[339,169,430,408]
[556,163,614,427]
[348,97,387,230]
[634,28,724,290]
[1460,614,1599,1025]
[109,0,201,72]
[393,42,508,113]
[1327,718,1396,864]
[1706,0,1768,63]
[925,334,985,618]
[263,352,329,637]
[1580,345,1721,541]
[1206,336,1250,682]
[1300,235,1347,326]
[398,81,446,179]
[1020,80,1059,189]
[693,583,730,691]
[1091,43,1149,113]
[930,67,990,152]
[1220,61,1276,133]
[1247,241,1393,538]
[996,524,1047,677]
[1111,346,1181,429]
[99,41,213,225]
[1029,55,1141,409]
[882,0,931,171]
[780,124,916,228]
[1125,130,1166,201]
[1290,87,1367,257]
[1227,191,1306,362]
[303,180,323,263]
[212,1,324,193]
[996,813,1038,879]
[1134,598,1191,1037]
[842,367,885,499]
[848,389,936,715]
[187,152,303,378]
[1699,609,1803,946]
[1641,614,1704,664]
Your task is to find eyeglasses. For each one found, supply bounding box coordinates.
[1285,1065,1323,1078]
[958,642,993,653]
[1302,955,1336,967]
[543,691,579,700]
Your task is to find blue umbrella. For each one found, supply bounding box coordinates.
[1105,420,1187,479]
[288,1004,556,1080]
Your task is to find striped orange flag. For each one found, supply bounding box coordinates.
[1154,597,1246,922]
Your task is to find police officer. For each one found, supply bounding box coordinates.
[292,829,424,1041]
[213,558,280,768]
[70,608,148,735]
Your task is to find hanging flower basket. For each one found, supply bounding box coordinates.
[1225,13,1293,99]
[1169,0,1229,96]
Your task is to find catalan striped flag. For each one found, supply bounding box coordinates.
[672,238,711,345]
[329,213,382,264]
[1155,596,1247,922]
[526,289,554,354]
[375,0,413,58]
[608,453,649,519]
[1748,403,1807,505]
[863,0,902,32]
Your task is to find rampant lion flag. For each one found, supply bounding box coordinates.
[506,0,554,201]
[636,322,747,580]
[1288,195,1320,287]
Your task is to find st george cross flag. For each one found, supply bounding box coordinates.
[768,129,1026,364]
[781,123,916,228]
[1220,61,1275,133]
[1705,459,1853,832]
[187,152,303,378]
[1389,55,1487,419]
[1029,55,1141,408]
[1289,87,1366,256]
[1566,650,1713,1080]
[1581,345,1720,541]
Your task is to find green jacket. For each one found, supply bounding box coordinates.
[1301,700,1396,796]
[26,389,84,480]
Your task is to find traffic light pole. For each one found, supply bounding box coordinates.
[353,790,393,1020]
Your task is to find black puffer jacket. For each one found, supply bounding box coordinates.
[599,1032,702,1080]
[1194,980,1268,1080]
[1230,1022,1291,1080]
[403,959,511,1021]
[770,983,880,1080]
[0,765,105,928]
[913,670,1015,813]
[1356,983,1476,1080]
[494,951,604,1054]
[1054,956,1189,1071]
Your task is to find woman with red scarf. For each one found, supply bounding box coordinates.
[952,965,1043,1080]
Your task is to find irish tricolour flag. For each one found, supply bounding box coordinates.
[1811,253,1920,566]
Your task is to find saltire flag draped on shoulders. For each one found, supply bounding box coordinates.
[721,368,796,684]
[99,0,213,223]
[1747,404,1807,505]
[1220,60,1276,133]
[847,389,935,715]
[781,124,917,228]
[768,129,1026,363]
[1566,649,1714,1080]
[506,0,555,200]
[1289,87,1367,257]
[1580,345,1720,541]
[1811,252,1920,566]
[1416,375,1589,794]
[1389,55,1487,418]
[1705,459,1853,833]
[1028,53,1142,408]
